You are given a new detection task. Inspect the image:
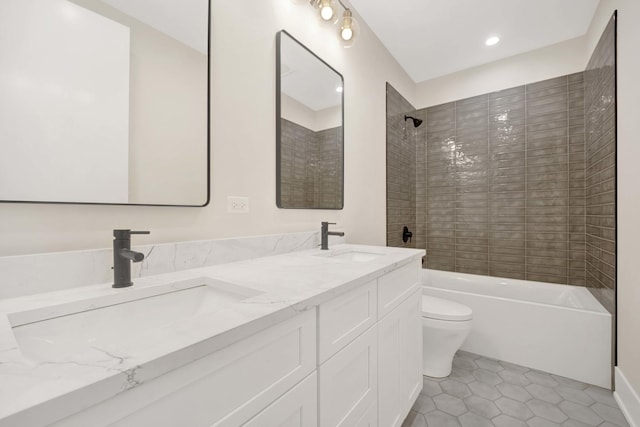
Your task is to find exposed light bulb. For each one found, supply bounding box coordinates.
[340,9,355,43]
[319,0,335,20]
[485,36,500,46]
[341,27,353,41]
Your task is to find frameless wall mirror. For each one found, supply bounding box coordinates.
[0,0,210,206]
[276,30,344,209]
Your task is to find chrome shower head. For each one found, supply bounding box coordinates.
[404,115,423,128]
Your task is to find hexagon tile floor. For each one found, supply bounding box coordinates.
[402,351,629,427]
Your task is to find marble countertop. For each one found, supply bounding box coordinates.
[0,244,424,426]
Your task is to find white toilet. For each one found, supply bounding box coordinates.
[421,295,473,378]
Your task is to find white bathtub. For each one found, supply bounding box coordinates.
[421,269,612,389]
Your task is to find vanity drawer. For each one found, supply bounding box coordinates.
[318,280,377,363]
[242,372,317,427]
[52,310,316,427]
[377,260,420,319]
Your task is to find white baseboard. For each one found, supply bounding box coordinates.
[615,367,640,427]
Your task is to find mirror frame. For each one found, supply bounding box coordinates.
[276,30,344,210]
[0,0,211,208]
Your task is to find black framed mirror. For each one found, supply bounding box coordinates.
[276,30,344,210]
[0,0,210,206]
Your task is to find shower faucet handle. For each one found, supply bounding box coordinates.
[402,226,413,243]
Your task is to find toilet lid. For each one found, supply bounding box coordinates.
[421,295,472,321]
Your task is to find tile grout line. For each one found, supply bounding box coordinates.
[487,96,491,275]
[454,103,457,273]
[524,84,528,281]
[583,72,588,289]
[567,75,570,285]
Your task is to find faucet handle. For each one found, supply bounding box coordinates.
[113,229,150,239]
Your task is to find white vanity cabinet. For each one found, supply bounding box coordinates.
[37,255,423,427]
[317,259,422,427]
[51,310,317,427]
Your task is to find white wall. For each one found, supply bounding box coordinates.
[587,0,640,404]
[281,95,341,132]
[315,105,342,131]
[414,36,587,108]
[0,0,415,256]
[281,93,317,130]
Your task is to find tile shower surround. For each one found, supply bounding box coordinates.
[386,83,418,249]
[585,15,616,314]
[388,33,616,291]
[280,118,342,209]
[419,74,589,285]
[387,74,588,285]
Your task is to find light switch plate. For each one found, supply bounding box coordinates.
[227,196,249,213]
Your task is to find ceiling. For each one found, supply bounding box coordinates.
[349,0,600,83]
[280,33,342,111]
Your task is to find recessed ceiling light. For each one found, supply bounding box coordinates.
[485,36,500,46]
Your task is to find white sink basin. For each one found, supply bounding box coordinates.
[9,278,261,362]
[315,250,384,262]
[330,251,383,262]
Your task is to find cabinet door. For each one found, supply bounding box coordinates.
[377,260,419,319]
[318,279,377,363]
[319,325,378,427]
[378,290,422,427]
[242,373,317,427]
[353,403,377,427]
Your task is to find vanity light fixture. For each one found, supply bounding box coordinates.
[485,36,500,46]
[299,0,358,48]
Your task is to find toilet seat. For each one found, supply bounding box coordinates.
[422,295,472,321]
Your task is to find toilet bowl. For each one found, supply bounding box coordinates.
[422,295,472,378]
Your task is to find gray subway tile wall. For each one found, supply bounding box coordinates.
[386,15,615,289]
[585,14,616,313]
[415,109,428,252]
[426,102,456,270]
[386,83,417,248]
[280,118,316,208]
[317,127,343,208]
[454,95,490,276]
[280,119,342,209]
[568,73,587,287]
[413,74,587,283]
[489,86,526,280]
[525,75,571,285]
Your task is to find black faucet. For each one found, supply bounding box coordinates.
[321,222,345,250]
[113,229,150,288]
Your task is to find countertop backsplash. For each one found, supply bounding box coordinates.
[0,231,346,299]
